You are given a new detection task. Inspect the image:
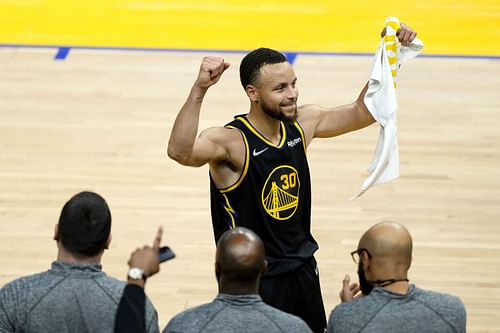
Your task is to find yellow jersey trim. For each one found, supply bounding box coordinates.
[222,193,236,228]
[220,126,250,193]
[236,116,286,148]
[294,121,307,156]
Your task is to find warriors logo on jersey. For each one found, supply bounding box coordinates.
[210,115,318,275]
[261,165,300,220]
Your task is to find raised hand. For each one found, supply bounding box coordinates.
[128,226,163,278]
[397,22,417,46]
[339,274,361,303]
[380,22,417,46]
[194,56,231,90]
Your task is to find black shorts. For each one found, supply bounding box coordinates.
[259,257,326,333]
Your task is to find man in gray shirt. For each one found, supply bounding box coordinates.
[164,227,312,333]
[327,221,466,333]
[0,191,159,333]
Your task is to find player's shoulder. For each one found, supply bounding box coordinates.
[296,104,324,124]
[199,127,245,157]
[200,126,242,141]
[297,104,323,115]
[414,287,465,310]
[264,305,313,332]
[0,270,58,313]
[1,270,52,294]
[163,302,216,332]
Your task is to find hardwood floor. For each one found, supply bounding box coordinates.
[0,48,499,331]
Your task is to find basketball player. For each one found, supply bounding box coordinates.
[167,24,417,333]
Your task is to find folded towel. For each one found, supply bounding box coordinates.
[352,17,423,199]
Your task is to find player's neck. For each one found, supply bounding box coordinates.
[382,280,410,295]
[57,246,103,265]
[218,279,260,295]
[247,110,282,145]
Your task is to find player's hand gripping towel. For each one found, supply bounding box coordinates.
[352,17,423,199]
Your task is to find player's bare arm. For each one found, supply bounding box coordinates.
[297,82,372,146]
[167,56,231,166]
[297,22,417,147]
[198,127,246,189]
[167,56,245,188]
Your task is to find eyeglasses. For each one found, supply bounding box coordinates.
[350,248,372,264]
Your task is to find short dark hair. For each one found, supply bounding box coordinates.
[239,48,287,88]
[58,191,111,257]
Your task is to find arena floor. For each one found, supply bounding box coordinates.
[1,1,499,331]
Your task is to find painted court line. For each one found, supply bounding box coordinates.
[54,47,71,60]
[0,44,499,61]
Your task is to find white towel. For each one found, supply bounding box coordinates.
[352,17,423,199]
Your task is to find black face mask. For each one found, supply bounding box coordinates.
[357,261,374,295]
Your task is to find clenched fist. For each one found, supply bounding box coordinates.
[194,56,231,90]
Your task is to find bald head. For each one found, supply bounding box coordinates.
[215,227,266,285]
[358,221,413,271]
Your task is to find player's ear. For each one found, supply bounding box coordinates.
[262,260,268,275]
[104,234,112,249]
[53,224,59,241]
[361,251,371,271]
[246,84,259,102]
[215,262,221,281]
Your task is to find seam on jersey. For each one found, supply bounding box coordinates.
[94,276,121,305]
[253,306,288,333]
[236,116,286,148]
[294,121,307,156]
[197,303,227,333]
[221,193,237,228]
[413,297,460,332]
[358,298,393,332]
[220,126,249,193]
[22,275,67,328]
[74,296,92,332]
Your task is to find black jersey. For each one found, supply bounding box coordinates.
[210,115,318,275]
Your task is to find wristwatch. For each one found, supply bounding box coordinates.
[128,267,146,280]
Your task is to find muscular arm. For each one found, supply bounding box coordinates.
[167,56,245,188]
[298,23,417,147]
[314,83,373,137]
[167,57,231,167]
[298,83,374,146]
[168,86,228,167]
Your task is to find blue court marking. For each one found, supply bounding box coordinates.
[54,47,70,60]
[0,44,499,61]
[284,52,298,64]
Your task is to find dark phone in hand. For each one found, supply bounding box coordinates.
[159,246,175,263]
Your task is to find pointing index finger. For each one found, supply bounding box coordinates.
[153,226,163,250]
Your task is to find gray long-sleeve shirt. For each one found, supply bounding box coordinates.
[164,293,312,333]
[327,284,466,333]
[0,261,159,333]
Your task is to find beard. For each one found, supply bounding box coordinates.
[261,99,298,123]
[358,261,374,296]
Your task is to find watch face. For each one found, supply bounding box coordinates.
[128,268,145,280]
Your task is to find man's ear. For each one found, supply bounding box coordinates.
[104,234,112,249]
[215,262,221,281]
[361,251,371,272]
[53,224,59,241]
[407,255,413,270]
[245,85,258,102]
